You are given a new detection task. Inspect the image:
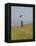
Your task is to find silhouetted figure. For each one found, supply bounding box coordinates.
[21,21,23,27]
[20,15,23,27]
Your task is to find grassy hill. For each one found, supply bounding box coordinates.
[11,24,33,40]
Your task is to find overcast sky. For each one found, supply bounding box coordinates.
[11,6,33,26]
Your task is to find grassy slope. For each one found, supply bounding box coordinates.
[11,24,33,40]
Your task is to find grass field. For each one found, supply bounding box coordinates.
[11,24,33,40]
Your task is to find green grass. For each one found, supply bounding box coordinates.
[11,24,33,40]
